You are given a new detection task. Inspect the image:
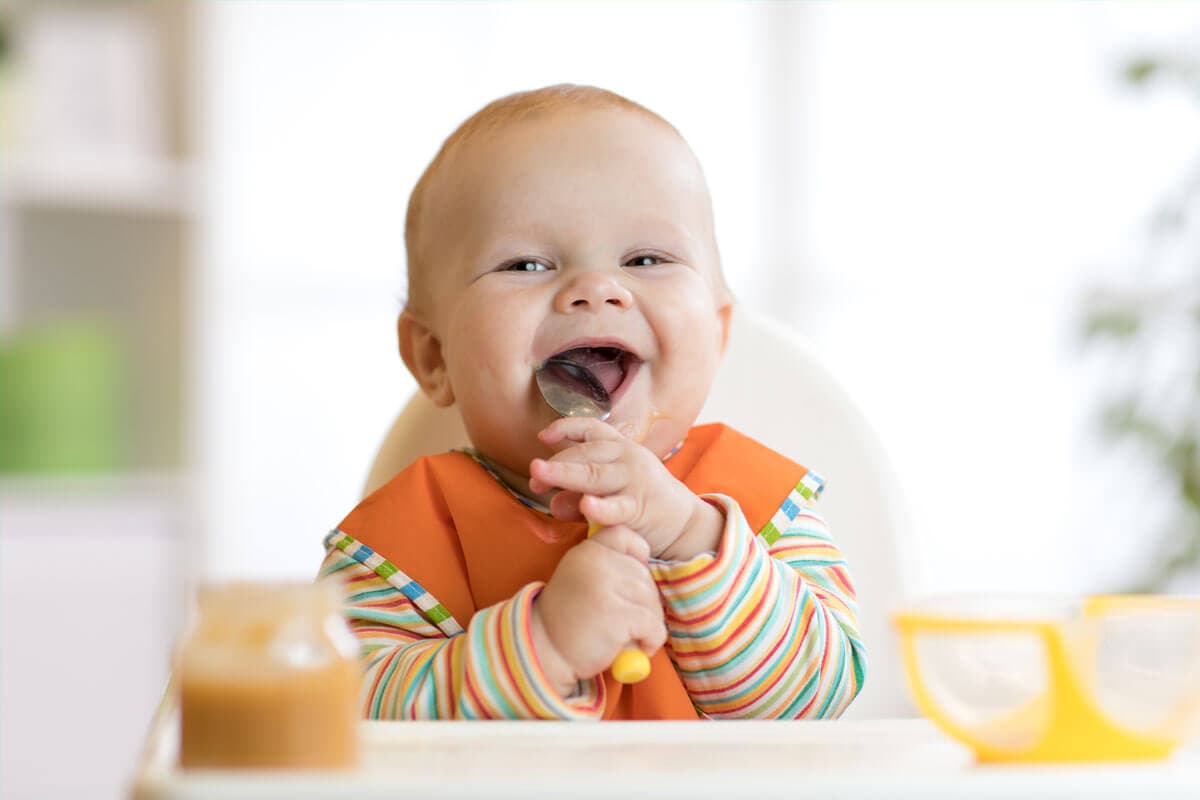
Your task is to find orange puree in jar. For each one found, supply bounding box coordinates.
[177,581,359,769]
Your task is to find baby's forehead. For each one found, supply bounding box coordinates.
[407,104,727,309]
[429,108,712,226]
[456,103,683,159]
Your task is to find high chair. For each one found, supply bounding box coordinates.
[364,305,914,718]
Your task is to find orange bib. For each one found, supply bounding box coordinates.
[339,423,812,720]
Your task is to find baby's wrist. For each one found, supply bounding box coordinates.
[658,496,725,562]
[529,597,580,698]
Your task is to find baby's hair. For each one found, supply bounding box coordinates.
[403,84,728,313]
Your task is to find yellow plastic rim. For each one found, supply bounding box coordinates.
[892,595,1198,762]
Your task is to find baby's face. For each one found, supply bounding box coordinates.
[410,107,730,481]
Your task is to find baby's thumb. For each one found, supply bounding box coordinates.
[549,490,585,521]
[589,526,650,564]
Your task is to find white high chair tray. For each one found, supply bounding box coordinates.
[130,696,1200,800]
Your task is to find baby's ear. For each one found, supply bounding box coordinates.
[398,311,455,407]
[716,299,734,357]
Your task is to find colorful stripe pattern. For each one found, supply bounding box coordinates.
[317,477,864,720]
[325,530,463,637]
[651,488,865,719]
[316,553,605,719]
[760,471,825,546]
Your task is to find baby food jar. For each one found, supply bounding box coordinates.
[176,580,360,769]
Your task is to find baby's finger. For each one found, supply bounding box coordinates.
[543,440,625,466]
[538,416,624,447]
[630,608,668,657]
[528,471,554,495]
[579,493,638,528]
[548,490,585,521]
[529,458,629,496]
[589,526,650,564]
[528,454,617,494]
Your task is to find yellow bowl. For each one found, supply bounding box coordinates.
[893,594,1200,762]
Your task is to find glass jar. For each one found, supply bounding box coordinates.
[176,580,360,769]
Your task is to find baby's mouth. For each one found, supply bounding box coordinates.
[539,346,639,407]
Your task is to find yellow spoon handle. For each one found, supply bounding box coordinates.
[611,647,652,684]
[587,522,652,684]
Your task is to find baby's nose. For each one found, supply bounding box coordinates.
[554,270,633,313]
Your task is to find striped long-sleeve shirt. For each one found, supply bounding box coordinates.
[317,480,866,720]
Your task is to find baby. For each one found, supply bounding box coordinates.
[319,84,865,720]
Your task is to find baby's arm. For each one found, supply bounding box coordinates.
[527,417,863,717]
[318,526,664,719]
[318,540,602,720]
[650,492,866,719]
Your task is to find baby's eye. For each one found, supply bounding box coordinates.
[625,254,666,268]
[502,259,552,272]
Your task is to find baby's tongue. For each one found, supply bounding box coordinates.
[558,347,625,396]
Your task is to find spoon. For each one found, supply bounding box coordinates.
[535,353,652,685]
[535,354,614,419]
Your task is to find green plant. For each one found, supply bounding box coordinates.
[1082,51,1200,592]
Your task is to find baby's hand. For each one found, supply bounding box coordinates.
[529,417,718,559]
[531,527,666,697]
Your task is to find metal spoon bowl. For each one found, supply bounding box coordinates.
[535,355,614,420]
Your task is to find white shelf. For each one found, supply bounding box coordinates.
[0,470,187,537]
[0,155,194,215]
[0,467,184,492]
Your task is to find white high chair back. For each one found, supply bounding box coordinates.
[364,305,914,718]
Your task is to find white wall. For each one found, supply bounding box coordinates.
[797,3,1200,594]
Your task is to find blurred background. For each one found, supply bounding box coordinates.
[1,1,1198,797]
